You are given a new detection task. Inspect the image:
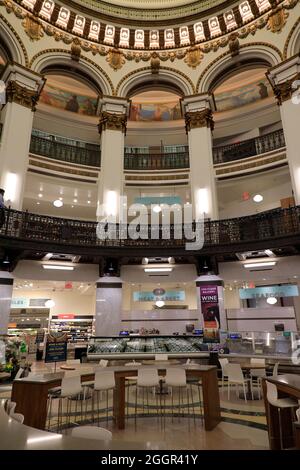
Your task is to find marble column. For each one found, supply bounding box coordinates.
[181,94,218,221]
[0,272,14,335]
[97,96,130,220]
[95,277,123,336]
[267,55,300,204]
[0,63,45,209]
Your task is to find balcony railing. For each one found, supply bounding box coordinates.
[29,134,101,167]
[213,129,285,164]
[1,206,299,251]
[124,152,189,170]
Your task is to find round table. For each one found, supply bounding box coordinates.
[240,363,266,400]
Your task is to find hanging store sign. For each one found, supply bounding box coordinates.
[11,298,29,308]
[239,285,299,300]
[133,290,185,302]
[200,285,220,343]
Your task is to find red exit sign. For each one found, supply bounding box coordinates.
[57,314,75,319]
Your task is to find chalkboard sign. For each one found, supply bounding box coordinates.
[45,332,67,363]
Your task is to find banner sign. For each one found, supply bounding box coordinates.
[200,285,220,343]
[133,290,185,302]
[45,332,68,363]
[239,285,299,300]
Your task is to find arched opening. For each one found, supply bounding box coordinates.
[38,70,100,117]
[0,37,13,69]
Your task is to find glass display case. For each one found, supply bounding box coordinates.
[87,335,210,360]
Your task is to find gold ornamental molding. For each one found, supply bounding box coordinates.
[267,6,289,33]
[22,13,43,41]
[0,12,29,66]
[268,72,300,105]
[98,111,127,134]
[185,109,214,132]
[215,153,287,176]
[106,48,126,71]
[184,47,204,69]
[283,16,300,59]
[6,80,40,110]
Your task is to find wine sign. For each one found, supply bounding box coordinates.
[200,285,220,343]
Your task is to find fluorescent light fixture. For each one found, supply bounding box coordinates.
[243,261,276,268]
[42,265,74,271]
[155,300,165,308]
[144,267,173,273]
[253,194,263,203]
[53,199,63,208]
[267,296,277,305]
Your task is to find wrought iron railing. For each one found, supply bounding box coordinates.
[213,129,285,164]
[124,152,189,170]
[1,206,299,250]
[29,134,101,167]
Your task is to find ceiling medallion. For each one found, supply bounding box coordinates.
[22,14,44,41]
[267,7,289,33]
[106,48,125,70]
[184,46,203,69]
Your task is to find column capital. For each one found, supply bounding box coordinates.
[1,62,45,111]
[267,53,300,105]
[98,110,127,134]
[184,109,214,132]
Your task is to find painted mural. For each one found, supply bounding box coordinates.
[215,77,271,112]
[129,100,182,121]
[39,83,98,116]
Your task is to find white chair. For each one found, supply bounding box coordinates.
[272,362,279,377]
[135,368,160,426]
[10,412,24,424]
[71,425,112,442]
[6,400,17,416]
[250,367,267,400]
[91,370,115,425]
[98,359,108,368]
[165,368,196,424]
[219,358,229,391]
[266,380,298,449]
[296,407,300,422]
[227,363,252,402]
[14,368,24,380]
[124,361,142,418]
[155,354,168,361]
[47,374,84,432]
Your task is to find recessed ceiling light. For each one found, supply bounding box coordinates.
[144,267,172,273]
[53,200,63,208]
[59,197,63,201]
[71,205,74,208]
[36,202,40,205]
[73,199,78,203]
[267,296,277,305]
[153,205,161,213]
[87,200,91,204]
[253,194,263,203]
[243,261,277,268]
[38,193,43,198]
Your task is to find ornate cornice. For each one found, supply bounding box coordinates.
[269,72,300,105]
[185,109,214,132]
[6,80,40,110]
[98,111,127,134]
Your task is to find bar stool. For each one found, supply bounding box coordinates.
[219,358,229,391]
[164,368,196,424]
[134,368,160,426]
[124,361,142,419]
[266,380,298,449]
[91,370,115,425]
[47,374,84,432]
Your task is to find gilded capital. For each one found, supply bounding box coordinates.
[98,111,127,134]
[270,73,300,105]
[6,80,40,111]
[185,109,214,133]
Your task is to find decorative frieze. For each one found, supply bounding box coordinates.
[269,73,300,105]
[6,80,40,111]
[185,109,214,132]
[98,111,127,134]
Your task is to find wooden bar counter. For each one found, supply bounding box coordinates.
[262,374,300,450]
[12,364,221,432]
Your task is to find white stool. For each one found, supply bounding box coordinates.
[71,425,112,442]
[124,361,142,419]
[219,358,229,391]
[165,368,196,424]
[266,380,298,449]
[135,368,160,426]
[90,370,115,425]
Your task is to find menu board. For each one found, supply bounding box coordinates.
[200,285,220,343]
[45,332,67,363]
